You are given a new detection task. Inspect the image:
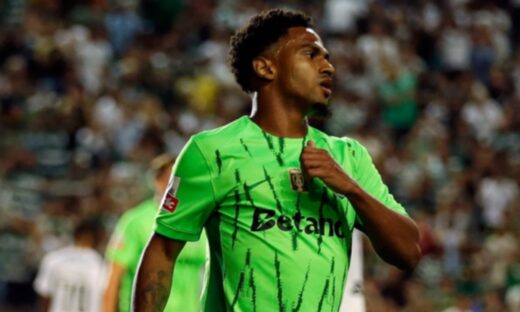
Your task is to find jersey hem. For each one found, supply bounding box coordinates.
[155,222,201,241]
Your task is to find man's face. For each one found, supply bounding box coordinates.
[272,27,335,109]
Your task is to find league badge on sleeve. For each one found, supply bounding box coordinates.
[161,176,181,213]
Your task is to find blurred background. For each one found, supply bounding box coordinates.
[0,0,519,311]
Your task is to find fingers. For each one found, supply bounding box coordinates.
[305,167,326,178]
[301,147,329,161]
[301,152,327,172]
[301,140,334,179]
[301,153,326,162]
[301,140,330,171]
[300,141,353,194]
[302,141,327,157]
[304,140,319,153]
[301,158,325,169]
[301,158,335,178]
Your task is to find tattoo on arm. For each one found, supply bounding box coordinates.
[141,270,171,312]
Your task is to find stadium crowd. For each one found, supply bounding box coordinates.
[0,0,519,311]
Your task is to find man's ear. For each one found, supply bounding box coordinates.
[252,56,276,81]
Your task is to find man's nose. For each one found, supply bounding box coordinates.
[321,60,335,76]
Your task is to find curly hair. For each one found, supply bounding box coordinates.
[229,9,313,93]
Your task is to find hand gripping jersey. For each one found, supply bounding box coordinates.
[156,116,407,312]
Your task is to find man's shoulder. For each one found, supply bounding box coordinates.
[310,127,361,150]
[191,116,247,145]
[41,246,69,265]
[117,199,157,227]
[41,245,90,267]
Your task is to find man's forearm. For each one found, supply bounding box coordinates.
[103,262,124,312]
[133,233,185,311]
[299,141,421,270]
[345,184,421,271]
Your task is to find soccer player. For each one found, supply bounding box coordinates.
[103,154,207,312]
[34,218,105,312]
[134,9,421,311]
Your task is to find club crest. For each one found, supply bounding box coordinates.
[288,168,307,192]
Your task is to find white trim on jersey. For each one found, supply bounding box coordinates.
[339,229,366,312]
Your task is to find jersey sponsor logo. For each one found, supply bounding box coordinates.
[161,176,180,213]
[288,168,307,192]
[250,208,345,238]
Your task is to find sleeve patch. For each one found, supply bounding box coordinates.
[161,177,181,213]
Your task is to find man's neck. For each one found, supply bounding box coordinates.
[74,240,93,249]
[250,91,308,138]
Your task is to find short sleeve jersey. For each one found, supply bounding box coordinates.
[106,199,208,312]
[156,116,407,312]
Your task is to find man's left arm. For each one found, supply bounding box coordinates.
[103,261,125,312]
[301,141,421,271]
[103,215,137,312]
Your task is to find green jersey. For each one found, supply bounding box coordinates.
[106,199,208,312]
[156,116,407,312]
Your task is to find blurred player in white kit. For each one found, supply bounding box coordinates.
[34,218,105,312]
[340,229,366,312]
